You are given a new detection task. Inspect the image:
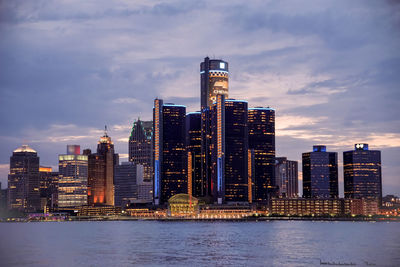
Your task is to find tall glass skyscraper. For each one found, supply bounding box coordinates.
[8,145,40,212]
[129,119,153,181]
[58,145,88,207]
[186,112,203,197]
[153,99,187,205]
[200,57,229,200]
[223,99,249,202]
[343,143,382,204]
[248,107,276,202]
[87,129,118,206]
[114,162,137,207]
[302,145,338,198]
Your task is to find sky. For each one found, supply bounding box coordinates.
[0,0,399,196]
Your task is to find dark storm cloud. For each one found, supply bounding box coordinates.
[0,0,399,195]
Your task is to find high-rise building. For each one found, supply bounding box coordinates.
[275,157,298,198]
[200,57,229,110]
[343,143,382,204]
[210,94,226,204]
[302,145,338,198]
[136,165,153,203]
[153,99,187,205]
[58,145,88,207]
[186,112,203,197]
[200,58,229,200]
[223,99,249,202]
[39,166,59,209]
[8,145,40,212]
[114,162,137,207]
[248,107,276,202]
[129,119,153,181]
[87,129,118,206]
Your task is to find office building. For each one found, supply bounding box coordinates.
[302,145,338,198]
[248,107,276,202]
[275,157,298,198]
[129,119,153,181]
[58,145,88,207]
[87,128,118,206]
[186,112,203,197]
[114,162,137,207]
[200,58,229,200]
[210,94,226,203]
[223,99,249,202]
[136,165,153,203]
[39,166,59,209]
[8,145,40,212]
[343,143,382,204]
[153,99,187,205]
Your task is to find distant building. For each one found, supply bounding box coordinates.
[39,166,59,209]
[302,145,338,198]
[0,183,7,212]
[8,145,40,212]
[275,157,298,198]
[136,165,153,203]
[114,162,137,207]
[129,119,153,181]
[153,99,187,205]
[343,143,382,205]
[248,107,276,202]
[58,145,88,207]
[186,112,203,197]
[270,198,343,216]
[87,128,118,206]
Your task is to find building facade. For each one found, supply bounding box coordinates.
[302,145,338,198]
[275,157,298,198]
[248,107,276,202]
[186,112,203,197]
[343,143,382,205]
[114,162,137,207]
[223,99,249,202]
[58,145,88,207]
[129,119,153,181]
[153,100,187,205]
[39,166,59,210]
[8,145,40,212]
[87,129,118,206]
[200,58,229,201]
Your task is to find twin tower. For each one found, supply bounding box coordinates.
[153,58,276,205]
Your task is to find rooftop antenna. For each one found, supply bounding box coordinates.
[104,125,108,137]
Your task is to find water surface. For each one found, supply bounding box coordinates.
[1,221,399,266]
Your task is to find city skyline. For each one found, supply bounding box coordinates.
[0,1,399,196]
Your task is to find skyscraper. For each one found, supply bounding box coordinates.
[8,145,40,212]
[186,112,203,197]
[87,128,117,206]
[39,166,59,210]
[210,94,225,204]
[343,143,382,204]
[114,162,137,207]
[223,99,249,202]
[200,57,229,200]
[302,145,338,198]
[153,99,187,205]
[129,119,153,181]
[200,57,229,110]
[58,145,88,207]
[248,107,276,202]
[275,157,298,198]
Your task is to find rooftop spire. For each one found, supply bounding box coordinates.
[104,125,108,137]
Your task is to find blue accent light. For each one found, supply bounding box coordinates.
[217,157,222,192]
[226,99,248,103]
[249,107,275,111]
[200,71,205,74]
[163,104,186,107]
[154,160,159,197]
[313,145,326,152]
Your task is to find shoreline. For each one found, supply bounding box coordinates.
[3,216,399,223]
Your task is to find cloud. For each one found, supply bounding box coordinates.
[0,0,399,195]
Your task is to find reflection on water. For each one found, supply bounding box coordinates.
[0,221,399,266]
